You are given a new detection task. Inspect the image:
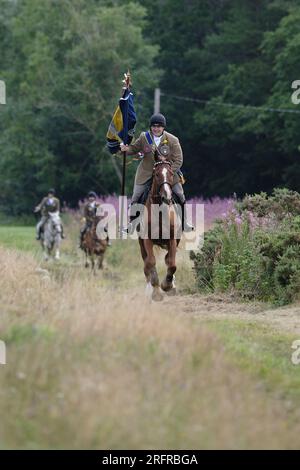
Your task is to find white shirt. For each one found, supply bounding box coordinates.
[153,135,162,147]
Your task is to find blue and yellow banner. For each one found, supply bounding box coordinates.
[106,87,136,154]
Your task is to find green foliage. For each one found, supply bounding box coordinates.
[4,324,55,345]
[191,188,300,304]
[192,1,300,196]
[238,188,300,219]
[2,0,300,210]
[190,221,223,291]
[0,0,160,213]
[212,221,268,299]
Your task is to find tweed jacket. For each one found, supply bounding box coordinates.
[36,196,60,216]
[125,131,183,185]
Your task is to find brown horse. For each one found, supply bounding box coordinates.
[81,216,108,273]
[138,155,181,301]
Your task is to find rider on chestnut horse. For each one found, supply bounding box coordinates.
[79,191,110,249]
[120,113,194,234]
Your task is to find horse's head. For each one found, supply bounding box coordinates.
[152,155,174,205]
[49,211,62,233]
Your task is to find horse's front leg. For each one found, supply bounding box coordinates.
[143,239,163,301]
[139,239,153,297]
[91,254,96,275]
[54,233,61,260]
[161,239,177,294]
[139,238,148,275]
[97,253,104,270]
[54,239,60,260]
[42,240,49,261]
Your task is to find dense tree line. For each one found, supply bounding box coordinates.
[1,0,300,213]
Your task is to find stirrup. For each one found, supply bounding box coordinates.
[122,223,132,234]
[121,222,135,235]
[183,222,194,232]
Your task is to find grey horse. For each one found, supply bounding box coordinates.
[40,211,62,261]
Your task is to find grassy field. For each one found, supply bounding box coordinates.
[0,223,300,449]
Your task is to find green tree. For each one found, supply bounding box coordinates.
[0,0,160,213]
[193,0,292,196]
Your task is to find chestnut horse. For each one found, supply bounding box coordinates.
[81,216,108,273]
[138,155,181,301]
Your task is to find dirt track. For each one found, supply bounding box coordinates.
[164,293,300,335]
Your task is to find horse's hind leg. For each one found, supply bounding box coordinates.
[143,239,163,301]
[161,240,177,294]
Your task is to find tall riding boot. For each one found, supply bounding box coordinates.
[180,201,194,232]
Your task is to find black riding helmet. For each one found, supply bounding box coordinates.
[48,188,55,195]
[88,191,97,198]
[149,113,166,128]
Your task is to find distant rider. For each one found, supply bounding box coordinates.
[34,188,65,240]
[79,191,111,248]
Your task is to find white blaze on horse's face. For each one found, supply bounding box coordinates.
[160,166,172,203]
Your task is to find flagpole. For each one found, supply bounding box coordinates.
[121,151,126,196]
[119,150,127,239]
[106,70,135,239]
[119,71,131,239]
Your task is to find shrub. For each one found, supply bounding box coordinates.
[191,188,300,305]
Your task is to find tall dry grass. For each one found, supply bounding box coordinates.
[1,245,300,449]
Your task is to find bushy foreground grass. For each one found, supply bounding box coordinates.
[1,242,300,449]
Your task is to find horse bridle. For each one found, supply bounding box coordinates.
[153,160,173,193]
